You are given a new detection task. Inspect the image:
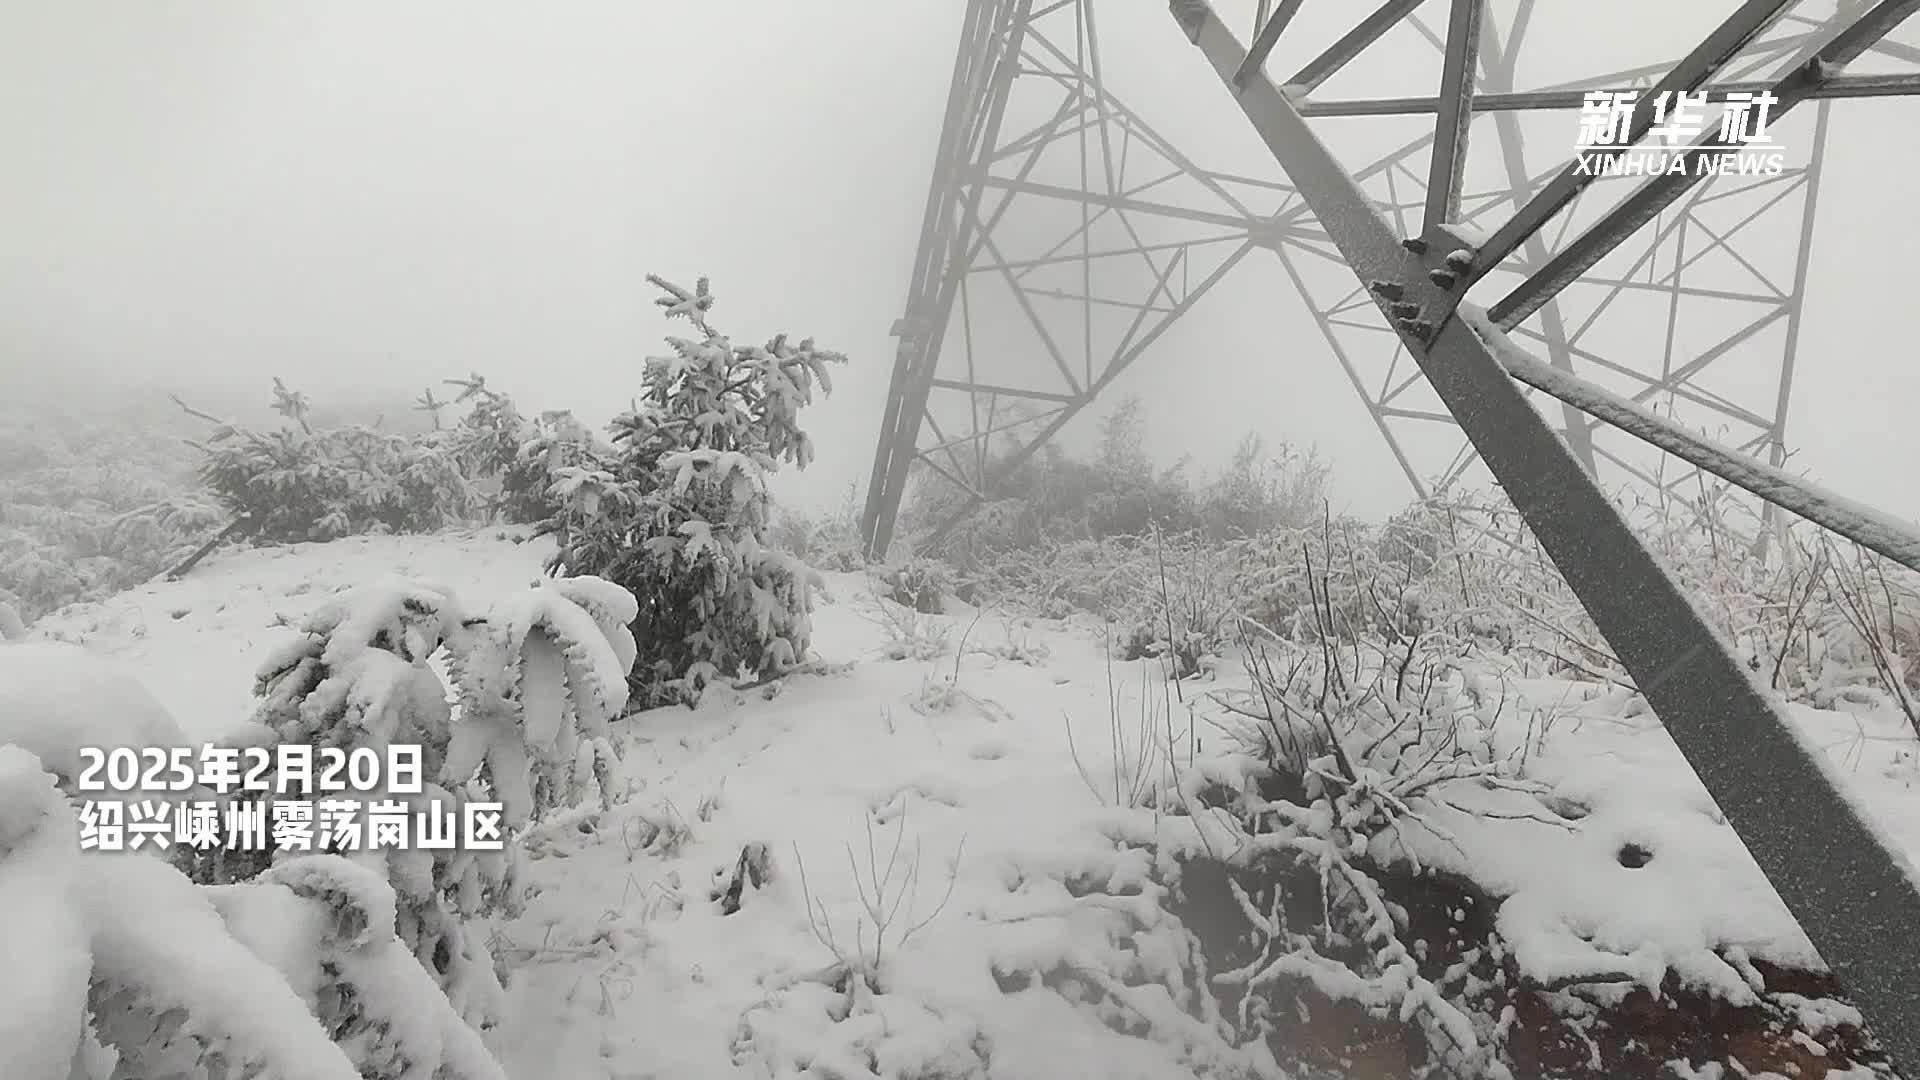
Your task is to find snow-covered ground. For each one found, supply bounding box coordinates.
[22,528,1920,1077]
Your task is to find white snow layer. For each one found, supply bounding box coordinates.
[9,527,1920,1077]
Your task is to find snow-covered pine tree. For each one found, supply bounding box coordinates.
[546,275,843,707]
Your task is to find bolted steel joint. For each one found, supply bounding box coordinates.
[1401,237,1428,254]
[1429,268,1458,288]
[1389,300,1421,319]
[1444,248,1475,271]
[1396,317,1436,341]
[1368,280,1405,300]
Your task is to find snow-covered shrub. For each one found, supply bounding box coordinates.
[0,746,341,1079]
[1169,549,1553,1077]
[497,410,613,526]
[428,374,613,528]
[545,275,844,707]
[183,572,638,1040]
[0,391,214,620]
[1194,432,1329,542]
[768,482,869,573]
[194,379,482,543]
[900,395,1329,565]
[209,855,511,1080]
[0,744,511,1079]
[879,556,951,615]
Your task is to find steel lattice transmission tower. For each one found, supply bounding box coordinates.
[861,0,1920,1065]
[862,0,1914,556]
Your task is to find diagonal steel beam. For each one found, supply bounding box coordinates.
[1483,308,1920,573]
[863,0,1032,558]
[1297,71,1920,115]
[1491,0,1920,329]
[1286,0,1429,94]
[1422,0,1485,234]
[1235,0,1306,88]
[1466,0,1800,283]
[1171,0,1920,1068]
[1477,7,1596,473]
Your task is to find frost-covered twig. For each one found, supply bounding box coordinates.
[790,801,966,996]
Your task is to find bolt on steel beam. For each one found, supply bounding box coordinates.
[1173,1,1920,1068]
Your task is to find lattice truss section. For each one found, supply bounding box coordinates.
[861,0,1920,555]
[868,0,1920,1067]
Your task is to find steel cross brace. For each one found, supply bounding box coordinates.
[1171,0,1920,1067]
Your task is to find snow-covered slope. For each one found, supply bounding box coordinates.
[20,528,1920,1077]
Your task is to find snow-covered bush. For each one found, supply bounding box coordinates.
[0,392,214,620]
[901,395,1329,565]
[179,572,638,1048]
[194,379,483,543]
[768,482,869,573]
[0,742,510,1079]
[495,410,612,526]
[0,640,210,863]
[425,374,612,528]
[545,275,844,707]
[1134,529,1560,1077]
[879,557,951,615]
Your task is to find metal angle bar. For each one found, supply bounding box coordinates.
[1478,13,1594,472]
[1491,0,1920,329]
[1114,245,1189,361]
[1422,0,1484,234]
[1024,23,1263,218]
[975,175,1258,229]
[1294,70,1920,114]
[1655,176,1808,292]
[919,410,983,490]
[1018,288,1178,314]
[1380,406,1457,423]
[918,407,1063,459]
[1758,100,1830,549]
[1286,0,1429,94]
[1173,4,1920,1067]
[1567,275,1780,303]
[1477,307,1920,572]
[928,377,1081,403]
[974,230,1084,394]
[1508,321,1777,429]
[913,447,988,500]
[978,233,1232,273]
[1787,8,1920,64]
[864,0,1034,558]
[1235,0,1306,88]
[922,238,1258,545]
[1680,212,1788,298]
[863,0,1012,550]
[1466,0,1799,285]
[1770,102,1827,462]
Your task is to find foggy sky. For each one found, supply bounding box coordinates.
[4,1,1918,525]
